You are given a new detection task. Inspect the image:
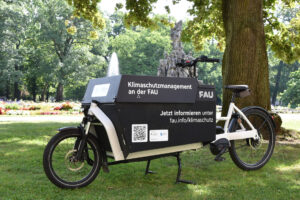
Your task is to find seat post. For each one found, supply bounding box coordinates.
[231,93,237,103]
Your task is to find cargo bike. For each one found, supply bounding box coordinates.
[43,56,275,188]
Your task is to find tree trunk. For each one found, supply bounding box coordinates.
[5,80,10,100]
[32,78,37,102]
[13,65,21,100]
[14,82,21,100]
[56,82,64,102]
[41,84,49,102]
[271,61,283,105]
[222,0,270,115]
[46,90,50,102]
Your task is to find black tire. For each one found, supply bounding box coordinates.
[229,108,275,170]
[43,129,101,189]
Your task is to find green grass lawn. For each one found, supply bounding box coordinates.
[0,122,299,200]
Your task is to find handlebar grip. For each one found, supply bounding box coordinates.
[176,56,220,67]
[197,56,219,63]
[206,58,220,63]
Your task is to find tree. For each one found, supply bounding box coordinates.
[271,61,285,105]
[35,0,108,101]
[269,58,299,106]
[70,0,299,114]
[221,0,270,114]
[111,25,171,76]
[0,0,29,100]
[268,5,300,106]
[281,67,300,108]
[183,0,299,114]
[0,0,110,101]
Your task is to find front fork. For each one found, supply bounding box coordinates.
[75,115,93,161]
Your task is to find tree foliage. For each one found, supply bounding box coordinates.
[111,21,172,76]
[66,0,106,29]
[281,68,300,107]
[265,1,300,63]
[268,50,299,106]
[1,0,299,106]
[0,0,30,99]
[70,0,299,63]
[70,0,300,111]
[0,0,109,101]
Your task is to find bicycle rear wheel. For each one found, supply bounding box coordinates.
[229,108,275,170]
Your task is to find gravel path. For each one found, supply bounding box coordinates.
[0,115,83,123]
[278,113,300,121]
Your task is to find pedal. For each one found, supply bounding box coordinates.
[214,148,226,162]
[214,156,225,162]
[102,162,110,173]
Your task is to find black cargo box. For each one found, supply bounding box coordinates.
[82,75,216,155]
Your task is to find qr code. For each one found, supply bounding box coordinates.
[132,124,148,143]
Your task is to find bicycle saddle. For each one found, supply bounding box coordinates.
[225,85,248,92]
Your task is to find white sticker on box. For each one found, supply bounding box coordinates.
[91,84,110,97]
[150,130,168,142]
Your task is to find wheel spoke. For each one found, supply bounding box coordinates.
[257,119,267,131]
[233,143,248,150]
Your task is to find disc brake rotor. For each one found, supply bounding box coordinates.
[249,133,263,149]
[64,149,84,172]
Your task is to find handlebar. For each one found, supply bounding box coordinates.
[176,55,220,68]
[199,56,219,63]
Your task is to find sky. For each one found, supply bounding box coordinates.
[99,0,193,21]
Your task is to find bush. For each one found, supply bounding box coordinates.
[28,106,41,110]
[53,106,61,110]
[60,103,73,111]
[4,103,20,110]
[0,101,81,115]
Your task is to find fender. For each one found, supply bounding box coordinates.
[58,126,81,133]
[228,106,276,133]
[237,106,276,130]
[58,126,100,140]
[242,106,276,130]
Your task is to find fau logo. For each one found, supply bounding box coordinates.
[199,90,214,99]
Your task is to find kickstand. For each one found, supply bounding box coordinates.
[145,160,155,175]
[175,153,194,184]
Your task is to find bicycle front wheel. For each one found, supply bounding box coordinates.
[229,107,275,170]
[43,129,101,188]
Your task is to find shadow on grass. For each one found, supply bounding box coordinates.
[0,122,299,200]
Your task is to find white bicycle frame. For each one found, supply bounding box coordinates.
[214,102,259,142]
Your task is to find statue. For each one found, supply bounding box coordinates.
[157,21,197,78]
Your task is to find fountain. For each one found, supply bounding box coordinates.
[107,52,120,77]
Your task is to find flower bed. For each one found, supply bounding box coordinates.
[0,101,82,115]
